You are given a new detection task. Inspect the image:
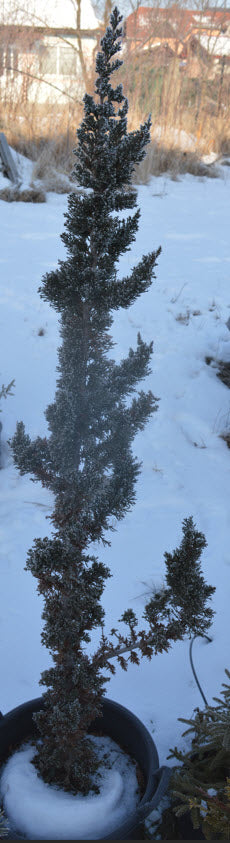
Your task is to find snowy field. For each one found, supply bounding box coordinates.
[0,158,230,787]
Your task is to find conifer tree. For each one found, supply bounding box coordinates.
[11,8,215,796]
[169,669,230,839]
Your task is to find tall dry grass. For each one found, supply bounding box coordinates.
[121,49,230,173]
[0,97,83,163]
[0,41,229,185]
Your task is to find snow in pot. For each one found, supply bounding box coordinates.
[0,735,140,840]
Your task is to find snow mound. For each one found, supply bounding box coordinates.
[0,737,139,840]
[9,146,34,190]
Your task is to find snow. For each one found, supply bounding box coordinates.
[10,149,35,191]
[0,159,230,832]
[0,737,139,839]
[200,34,230,57]
[0,147,34,192]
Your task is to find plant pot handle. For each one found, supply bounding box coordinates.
[141,765,172,818]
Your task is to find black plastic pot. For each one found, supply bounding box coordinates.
[0,696,171,840]
[177,812,205,840]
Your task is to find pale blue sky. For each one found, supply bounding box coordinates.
[93,1,225,21]
[92,1,154,20]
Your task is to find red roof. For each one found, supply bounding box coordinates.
[125,6,230,43]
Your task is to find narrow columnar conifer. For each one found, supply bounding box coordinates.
[11,8,215,796]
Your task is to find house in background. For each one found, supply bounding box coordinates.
[0,0,101,104]
[1,2,229,107]
[125,5,230,75]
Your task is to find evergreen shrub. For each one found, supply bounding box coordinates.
[0,379,15,464]
[168,669,230,839]
[10,8,215,797]
[0,380,15,408]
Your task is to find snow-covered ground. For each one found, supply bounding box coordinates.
[0,158,230,803]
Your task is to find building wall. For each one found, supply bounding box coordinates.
[0,4,100,104]
[0,0,100,103]
[0,34,97,103]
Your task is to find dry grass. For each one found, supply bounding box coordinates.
[0,101,82,193]
[36,171,75,193]
[216,361,230,390]
[0,186,46,202]
[205,356,230,450]
[0,44,229,185]
[206,357,230,390]
[125,46,229,125]
[221,432,230,449]
[0,98,83,162]
[31,142,84,193]
[30,129,219,191]
[32,162,74,194]
[134,139,219,183]
[0,100,225,188]
[175,309,191,325]
[121,50,230,179]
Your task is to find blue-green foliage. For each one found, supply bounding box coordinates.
[10,8,214,797]
[10,8,160,794]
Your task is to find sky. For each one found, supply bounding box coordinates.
[93,1,163,20]
[93,0,230,21]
